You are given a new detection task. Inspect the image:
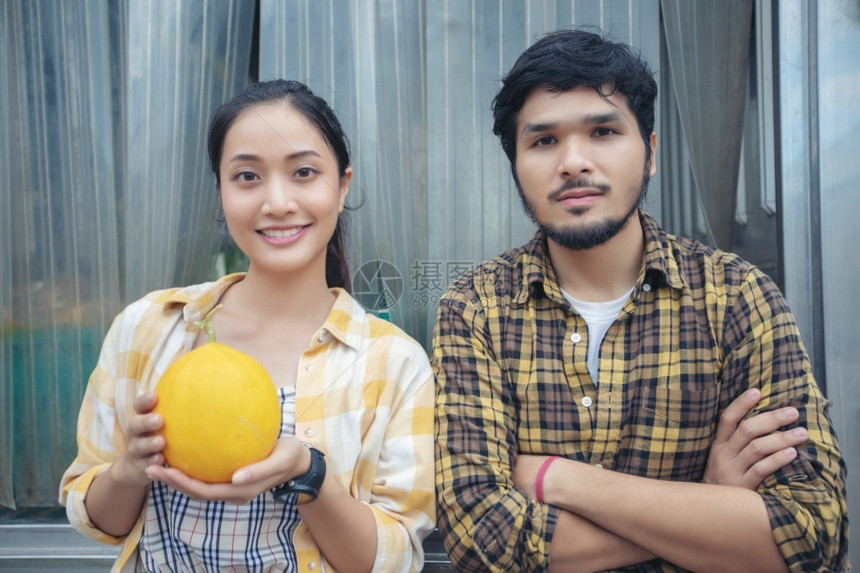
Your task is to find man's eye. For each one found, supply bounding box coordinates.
[594,127,616,137]
[535,136,556,147]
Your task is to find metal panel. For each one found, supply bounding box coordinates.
[779,0,857,563]
[777,1,820,365]
[816,0,860,565]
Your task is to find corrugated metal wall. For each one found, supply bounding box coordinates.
[779,0,860,554]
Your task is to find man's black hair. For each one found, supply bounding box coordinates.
[492,28,658,164]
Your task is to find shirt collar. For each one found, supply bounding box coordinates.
[314,287,366,351]
[513,210,686,305]
[165,273,246,326]
[639,211,686,290]
[164,274,364,351]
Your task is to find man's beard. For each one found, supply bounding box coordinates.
[516,167,651,251]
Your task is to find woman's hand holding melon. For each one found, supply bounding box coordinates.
[111,392,166,487]
[145,437,312,505]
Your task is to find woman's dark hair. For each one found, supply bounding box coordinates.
[208,79,353,291]
[492,28,658,165]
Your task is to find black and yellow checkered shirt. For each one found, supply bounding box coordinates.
[432,211,848,572]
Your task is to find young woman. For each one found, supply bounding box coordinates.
[60,80,435,572]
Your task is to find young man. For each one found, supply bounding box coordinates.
[433,29,848,572]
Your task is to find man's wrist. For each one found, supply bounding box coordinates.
[536,456,560,503]
[542,457,592,507]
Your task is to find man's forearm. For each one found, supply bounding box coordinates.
[547,509,655,572]
[544,459,786,573]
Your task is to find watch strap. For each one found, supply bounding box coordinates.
[271,443,326,505]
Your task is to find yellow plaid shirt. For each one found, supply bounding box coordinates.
[60,274,435,572]
[433,212,848,572]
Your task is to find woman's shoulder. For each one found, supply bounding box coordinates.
[329,290,431,374]
[333,291,424,346]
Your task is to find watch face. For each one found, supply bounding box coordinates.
[296,491,317,505]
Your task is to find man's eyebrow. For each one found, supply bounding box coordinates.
[520,111,626,137]
[520,122,558,136]
[583,111,624,125]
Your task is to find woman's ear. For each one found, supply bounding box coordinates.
[338,167,353,212]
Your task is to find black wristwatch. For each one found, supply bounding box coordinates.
[271,443,326,505]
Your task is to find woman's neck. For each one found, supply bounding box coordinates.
[227,263,336,322]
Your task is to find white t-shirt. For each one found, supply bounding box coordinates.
[561,286,634,385]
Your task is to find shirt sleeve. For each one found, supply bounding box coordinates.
[58,311,134,546]
[433,292,559,572]
[721,269,849,572]
[365,347,437,573]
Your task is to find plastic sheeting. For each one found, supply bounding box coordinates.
[0,0,255,508]
[662,0,754,251]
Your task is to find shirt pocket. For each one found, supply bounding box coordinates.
[618,380,720,481]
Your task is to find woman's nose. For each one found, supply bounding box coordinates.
[262,180,298,215]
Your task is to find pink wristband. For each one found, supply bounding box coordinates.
[535,456,559,504]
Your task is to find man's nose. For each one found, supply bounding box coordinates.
[557,137,594,178]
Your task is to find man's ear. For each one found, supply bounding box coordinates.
[648,132,658,177]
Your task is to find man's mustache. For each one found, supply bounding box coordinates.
[547,178,611,201]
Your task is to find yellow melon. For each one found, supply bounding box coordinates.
[153,309,281,483]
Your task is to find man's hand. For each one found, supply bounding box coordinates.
[704,388,808,489]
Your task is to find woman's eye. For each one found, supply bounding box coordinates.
[236,171,258,182]
[295,167,315,178]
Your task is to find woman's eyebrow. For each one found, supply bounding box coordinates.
[226,149,321,163]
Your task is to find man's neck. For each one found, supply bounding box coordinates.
[547,214,645,303]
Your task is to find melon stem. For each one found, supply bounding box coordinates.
[194,304,223,343]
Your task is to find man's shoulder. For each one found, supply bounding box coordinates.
[656,224,764,290]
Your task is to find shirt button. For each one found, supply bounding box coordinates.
[305,364,314,372]
[581,396,593,408]
[317,333,327,343]
[595,463,603,469]
[304,428,315,438]
[642,283,652,292]
[308,562,317,570]
[570,332,582,343]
